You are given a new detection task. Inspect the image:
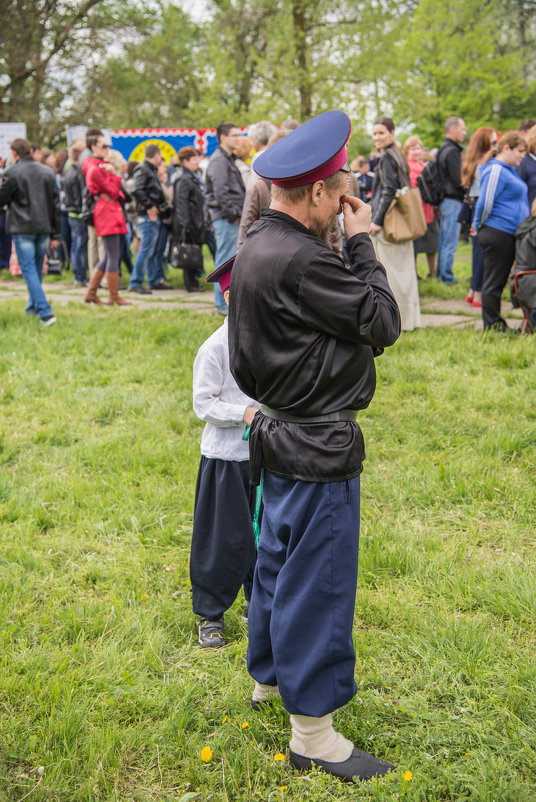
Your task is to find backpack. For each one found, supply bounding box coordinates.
[416,151,445,207]
[80,184,97,225]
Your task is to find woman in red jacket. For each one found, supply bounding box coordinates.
[83,145,131,305]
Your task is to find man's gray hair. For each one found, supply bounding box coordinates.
[248,121,277,146]
[445,116,462,134]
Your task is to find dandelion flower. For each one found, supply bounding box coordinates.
[403,770,413,781]
[222,715,228,724]
[274,753,285,761]
[140,593,148,601]
[279,786,287,792]
[200,746,213,762]
[241,721,249,729]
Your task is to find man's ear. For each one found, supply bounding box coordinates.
[311,180,324,207]
[224,289,230,305]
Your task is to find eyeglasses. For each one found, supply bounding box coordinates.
[102,144,111,149]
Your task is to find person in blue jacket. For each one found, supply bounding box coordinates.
[473,131,528,331]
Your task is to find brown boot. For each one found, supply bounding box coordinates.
[106,272,132,306]
[85,269,105,304]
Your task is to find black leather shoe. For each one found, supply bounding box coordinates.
[128,286,152,295]
[150,281,173,290]
[198,618,225,648]
[289,747,395,782]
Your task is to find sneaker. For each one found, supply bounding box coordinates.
[242,601,250,622]
[216,307,229,317]
[198,618,225,648]
[74,280,88,287]
[39,315,56,327]
[128,286,153,295]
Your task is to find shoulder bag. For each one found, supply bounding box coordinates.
[380,151,427,244]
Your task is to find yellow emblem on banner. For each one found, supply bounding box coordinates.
[129,138,178,165]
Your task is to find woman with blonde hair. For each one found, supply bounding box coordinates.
[461,127,496,307]
[403,135,438,277]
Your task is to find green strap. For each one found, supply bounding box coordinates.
[242,423,262,548]
[252,473,263,549]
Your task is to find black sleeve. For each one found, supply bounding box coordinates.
[298,234,401,348]
[0,171,16,207]
[372,152,399,227]
[442,146,461,188]
[172,177,191,239]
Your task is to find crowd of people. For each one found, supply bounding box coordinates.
[1,114,535,331]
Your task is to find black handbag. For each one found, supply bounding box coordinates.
[171,239,203,271]
[457,192,473,242]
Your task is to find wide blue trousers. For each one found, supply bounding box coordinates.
[247,471,360,717]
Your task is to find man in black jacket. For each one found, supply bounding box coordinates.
[63,141,88,286]
[128,143,171,293]
[0,138,60,326]
[436,116,467,284]
[205,123,245,314]
[229,111,400,783]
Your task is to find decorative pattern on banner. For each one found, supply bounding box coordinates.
[110,128,219,164]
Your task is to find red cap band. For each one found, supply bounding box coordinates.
[270,145,349,187]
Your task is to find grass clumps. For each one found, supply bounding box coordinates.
[0,296,535,800]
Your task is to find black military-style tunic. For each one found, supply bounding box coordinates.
[228,209,400,484]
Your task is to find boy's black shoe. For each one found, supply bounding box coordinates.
[39,315,56,327]
[198,618,225,648]
[241,601,250,622]
[289,747,395,783]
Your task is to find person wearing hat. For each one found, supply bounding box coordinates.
[190,257,260,647]
[228,111,400,782]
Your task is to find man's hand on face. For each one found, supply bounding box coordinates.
[340,194,372,239]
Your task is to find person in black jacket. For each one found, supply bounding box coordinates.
[0,138,60,326]
[205,123,246,314]
[369,116,421,330]
[128,144,171,293]
[172,146,207,293]
[436,116,467,284]
[229,111,399,783]
[63,141,88,286]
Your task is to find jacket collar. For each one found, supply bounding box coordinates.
[260,208,310,236]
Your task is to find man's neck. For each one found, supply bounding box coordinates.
[220,143,233,156]
[269,199,311,229]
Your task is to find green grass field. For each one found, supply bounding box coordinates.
[0,252,535,800]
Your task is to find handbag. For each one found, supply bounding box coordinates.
[457,191,473,242]
[171,235,203,271]
[379,153,427,244]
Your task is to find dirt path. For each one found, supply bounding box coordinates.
[0,279,525,328]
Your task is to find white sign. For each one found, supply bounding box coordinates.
[0,123,27,159]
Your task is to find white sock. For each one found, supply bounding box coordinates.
[251,681,280,702]
[290,713,354,762]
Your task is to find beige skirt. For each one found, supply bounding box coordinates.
[371,229,421,331]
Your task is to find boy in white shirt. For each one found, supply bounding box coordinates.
[191,256,260,647]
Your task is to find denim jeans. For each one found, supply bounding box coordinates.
[437,198,462,283]
[67,216,88,283]
[12,233,52,318]
[213,218,240,311]
[150,222,169,287]
[129,216,161,288]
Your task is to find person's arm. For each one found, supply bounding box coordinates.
[0,171,16,207]
[237,181,269,248]
[473,163,501,231]
[371,152,399,227]
[172,177,191,239]
[193,343,251,427]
